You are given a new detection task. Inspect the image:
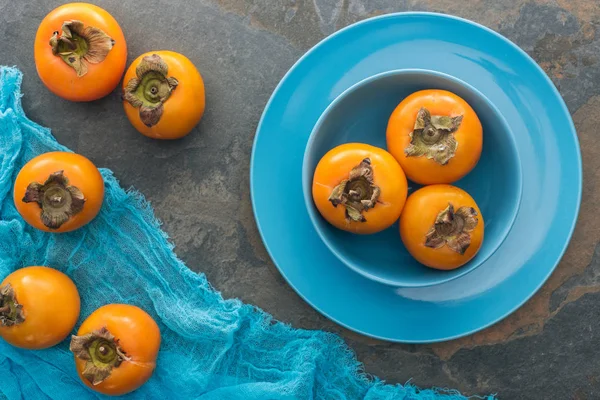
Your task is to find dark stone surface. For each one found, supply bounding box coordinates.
[1,0,599,398]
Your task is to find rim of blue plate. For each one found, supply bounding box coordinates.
[301,68,524,288]
[250,12,582,342]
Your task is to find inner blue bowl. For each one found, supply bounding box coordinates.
[302,69,523,287]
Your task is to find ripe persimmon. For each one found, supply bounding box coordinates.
[13,152,104,233]
[34,3,127,101]
[123,51,205,139]
[400,185,484,270]
[312,143,408,234]
[70,304,160,396]
[0,266,80,349]
[387,89,482,184]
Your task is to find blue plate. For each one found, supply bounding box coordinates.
[250,12,582,342]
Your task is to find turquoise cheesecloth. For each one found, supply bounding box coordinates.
[0,67,494,400]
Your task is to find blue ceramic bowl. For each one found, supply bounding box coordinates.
[302,69,523,287]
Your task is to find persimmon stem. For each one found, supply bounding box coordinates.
[49,20,114,77]
[0,284,25,326]
[405,107,462,165]
[424,203,479,255]
[122,54,178,127]
[49,193,64,206]
[327,158,381,223]
[22,171,85,230]
[70,327,127,385]
[60,37,76,50]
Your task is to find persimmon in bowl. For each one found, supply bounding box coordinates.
[302,69,522,287]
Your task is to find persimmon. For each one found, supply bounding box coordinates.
[70,304,160,396]
[13,152,104,233]
[34,3,127,101]
[400,185,484,270]
[123,51,205,139]
[387,89,482,184]
[0,266,80,349]
[312,143,408,234]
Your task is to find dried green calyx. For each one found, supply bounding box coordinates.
[22,170,85,230]
[405,107,463,165]
[70,327,129,385]
[49,20,115,77]
[123,54,179,127]
[425,203,478,255]
[0,284,25,327]
[328,158,381,222]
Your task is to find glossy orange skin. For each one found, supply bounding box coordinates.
[387,90,483,184]
[34,3,127,102]
[123,51,206,139]
[400,185,484,270]
[13,152,105,233]
[312,143,408,234]
[75,304,161,396]
[0,266,80,349]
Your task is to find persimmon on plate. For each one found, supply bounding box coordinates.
[387,89,483,185]
[400,184,484,270]
[312,143,408,235]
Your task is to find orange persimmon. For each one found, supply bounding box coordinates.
[0,266,80,349]
[70,304,161,396]
[387,89,482,184]
[400,185,484,270]
[122,51,205,139]
[13,152,104,233]
[34,3,127,101]
[312,143,408,234]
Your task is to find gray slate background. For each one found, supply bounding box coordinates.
[2,1,600,399]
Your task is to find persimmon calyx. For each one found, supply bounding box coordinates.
[405,107,462,165]
[70,327,130,385]
[0,284,25,327]
[425,203,478,255]
[49,20,115,77]
[123,54,179,127]
[328,158,381,222]
[22,170,86,230]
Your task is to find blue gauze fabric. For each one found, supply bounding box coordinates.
[0,67,495,400]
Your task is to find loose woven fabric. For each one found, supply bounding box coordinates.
[0,67,494,400]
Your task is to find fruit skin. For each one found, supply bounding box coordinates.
[386,89,483,184]
[74,304,161,396]
[312,143,408,234]
[13,152,105,233]
[0,266,80,349]
[34,3,127,102]
[400,185,484,270]
[123,51,206,139]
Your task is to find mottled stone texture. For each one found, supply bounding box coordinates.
[1,0,598,398]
